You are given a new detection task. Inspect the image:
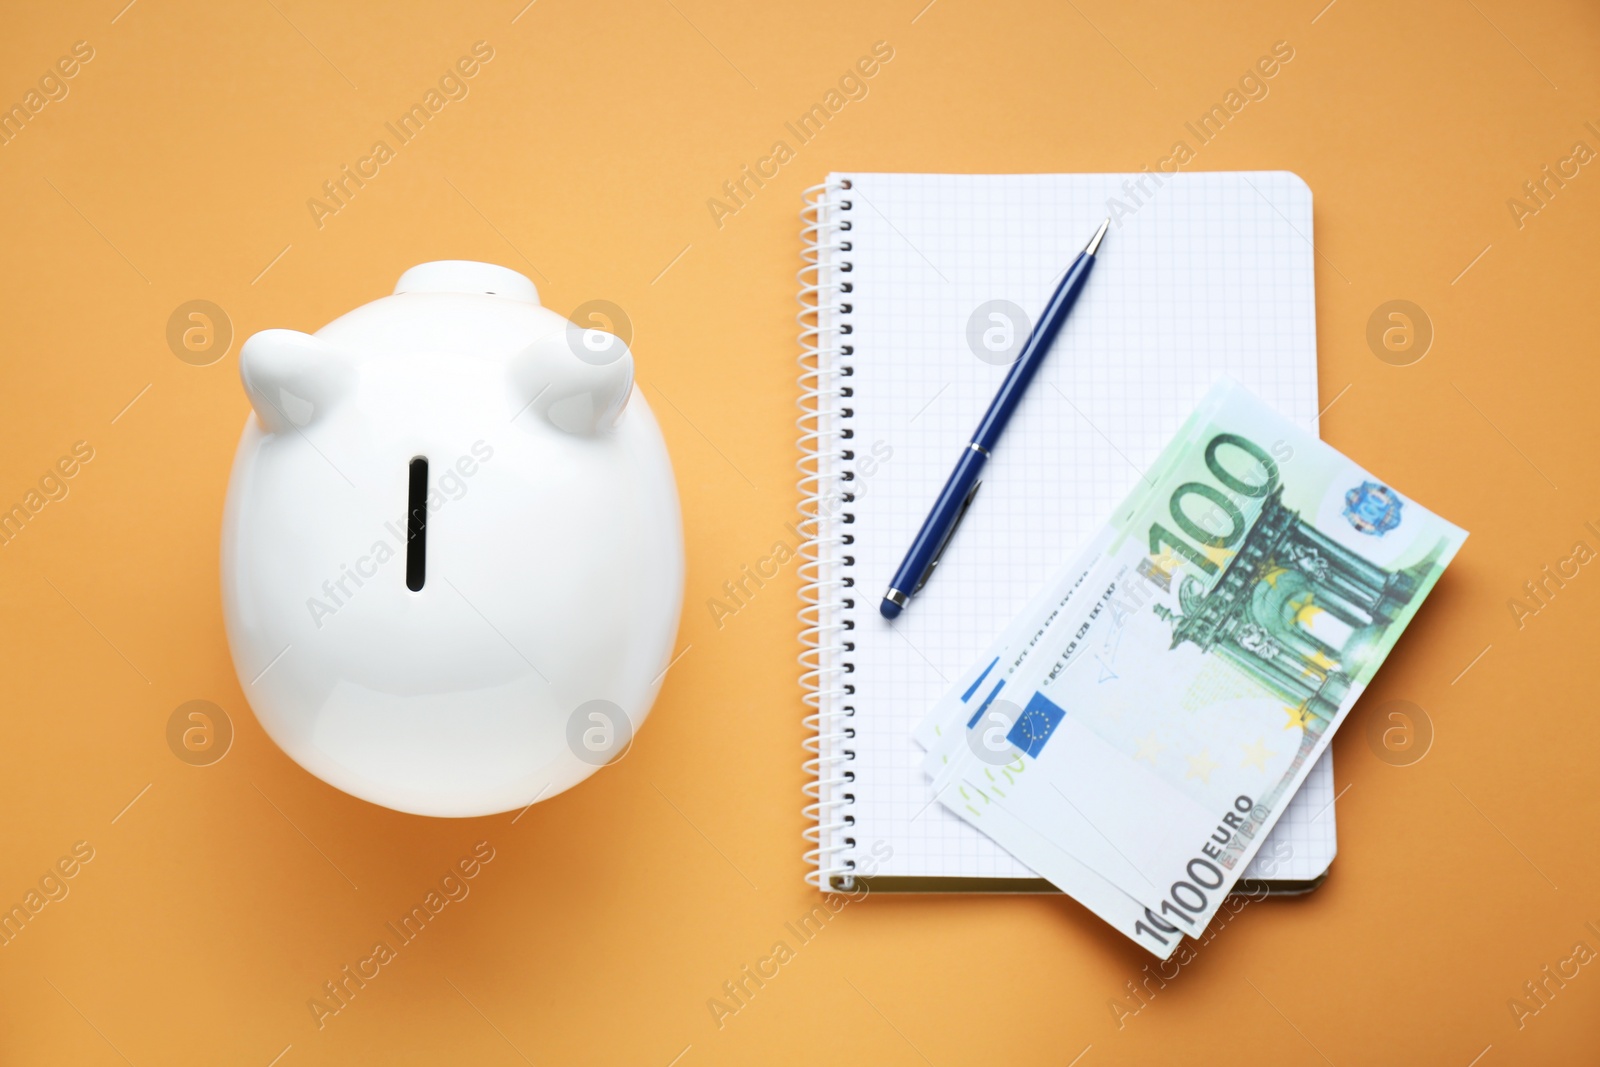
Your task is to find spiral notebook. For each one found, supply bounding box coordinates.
[798,171,1337,893]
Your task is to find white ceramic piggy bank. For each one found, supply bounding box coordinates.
[221,261,683,817]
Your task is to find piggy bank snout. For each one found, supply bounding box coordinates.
[394,260,540,303]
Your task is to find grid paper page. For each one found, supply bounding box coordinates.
[830,171,1335,883]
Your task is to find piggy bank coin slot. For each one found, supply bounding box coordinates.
[406,456,429,592]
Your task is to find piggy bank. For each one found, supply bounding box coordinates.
[221,261,683,817]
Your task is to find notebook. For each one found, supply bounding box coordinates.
[798,171,1336,892]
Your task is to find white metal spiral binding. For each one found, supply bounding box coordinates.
[798,177,857,891]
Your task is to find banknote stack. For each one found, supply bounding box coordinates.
[915,379,1466,957]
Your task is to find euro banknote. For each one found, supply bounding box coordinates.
[920,378,1466,955]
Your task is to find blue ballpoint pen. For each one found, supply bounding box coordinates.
[879,218,1110,620]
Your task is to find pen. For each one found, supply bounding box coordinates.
[880,218,1110,620]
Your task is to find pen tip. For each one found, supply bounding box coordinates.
[879,598,902,620]
[1085,218,1111,256]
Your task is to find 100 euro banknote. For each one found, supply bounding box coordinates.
[921,378,1466,955]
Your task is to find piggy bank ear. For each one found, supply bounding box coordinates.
[239,329,354,432]
[509,323,634,435]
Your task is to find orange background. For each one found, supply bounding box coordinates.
[2,0,1598,1063]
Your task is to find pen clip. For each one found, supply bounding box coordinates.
[912,480,981,594]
